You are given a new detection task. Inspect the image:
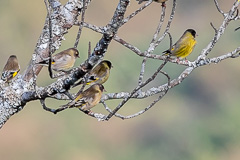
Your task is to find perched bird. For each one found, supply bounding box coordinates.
[1,55,20,83]
[72,60,112,87]
[137,0,168,5]
[163,29,197,60]
[37,48,79,72]
[70,84,105,111]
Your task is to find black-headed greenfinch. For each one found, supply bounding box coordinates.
[163,29,197,59]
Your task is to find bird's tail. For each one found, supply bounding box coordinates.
[36,58,54,66]
[162,49,171,56]
[36,60,49,66]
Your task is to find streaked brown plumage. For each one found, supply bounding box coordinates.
[1,55,20,83]
[37,48,79,72]
[70,84,105,111]
[72,60,112,88]
[137,0,168,4]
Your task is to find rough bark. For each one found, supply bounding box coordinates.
[0,0,240,128]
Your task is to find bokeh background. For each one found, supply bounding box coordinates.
[1,0,240,160]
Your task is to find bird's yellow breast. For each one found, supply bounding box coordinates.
[173,34,196,58]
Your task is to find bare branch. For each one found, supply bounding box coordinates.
[114,35,190,66]
[213,0,226,16]
[150,3,167,44]
[23,0,85,81]
[210,22,218,34]
[114,35,143,55]
[44,0,55,79]
[147,0,177,53]
[77,22,105,33]
[102,66,193,101]
[167,32,173,52]
[103,69,170,120]
[74,0,87,48]
[88,41,91,58]
[197,0,239,61]
[1,0,240,129]
[40,99,57,113]
[105,60,168,120]
[122,1,152,25]
[138,57,147,85]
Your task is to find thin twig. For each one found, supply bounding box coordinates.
[167,32,173,52]
[210,22,218,34]
[76,21,104,33]
[150,3,167,44]
[102,65,194,101]
[44,0,54,78]
[198,0,239,60]
[213,0,226,16]
[103,69,171,120]
[114,35,142,55]
[78,108,107,121]
[114,35,190,66]
[53,80,88,114]
[122,1,152,26]
[232,8,239,20]
[105,59,168,120]
[112,91,167,120]
[40,99,57,113]
[88,41,91,58]
[147,0,177,53]
[138,57,147,85]
[74,0,87,48]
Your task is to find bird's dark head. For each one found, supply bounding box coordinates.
[10,55,17,58]
[71,48,80,58]
[186,29,197,38]
[102,60,112,69]
[8,55,18,63]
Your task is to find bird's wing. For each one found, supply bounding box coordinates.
[52,54,73,71]
[2,68,20,81]
[87,65,108,84]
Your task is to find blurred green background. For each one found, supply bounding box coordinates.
[1,0,240,160]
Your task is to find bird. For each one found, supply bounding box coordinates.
[72,60,112,88]
[163,29,197,60]
[1,55,20,83]
[37,48,79,72]
[137,0,168,5]
[70,84,105,111]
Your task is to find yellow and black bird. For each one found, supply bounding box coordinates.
[37,48,79,72]
[163,29,197,60]
[72,60,112,87]
[1,55,20,83]
[70,84,105,111]
[137,0,168,5]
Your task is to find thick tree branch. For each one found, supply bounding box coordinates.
[1,0,240,128]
